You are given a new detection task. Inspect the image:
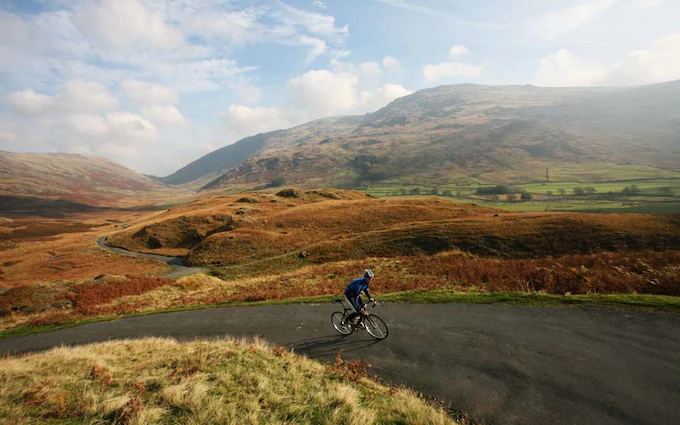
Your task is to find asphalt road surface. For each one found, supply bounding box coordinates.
[1,303,678,425]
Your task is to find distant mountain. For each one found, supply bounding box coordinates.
[0,151,168,206]
[162,116,362,186]
[168,81,680,189]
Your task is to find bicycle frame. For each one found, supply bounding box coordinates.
[336,298,377,320]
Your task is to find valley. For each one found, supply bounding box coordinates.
[1,81,679,425]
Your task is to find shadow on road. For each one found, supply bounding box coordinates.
[286,334,381,359]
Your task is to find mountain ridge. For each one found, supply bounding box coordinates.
[180,80,680,190]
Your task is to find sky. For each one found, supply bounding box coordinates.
[0,0,679,176]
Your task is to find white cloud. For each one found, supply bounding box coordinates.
[219,105,293,143]
[0,119,18,146]
[533,33,680,86]
[372,0,508,30]
[4,90,53,116]
[218,65,411,143]
[179,7,264,46]
[153,59,259,93]
[607,32,680,85]
[312,0,327,8]
[537,0,615,36]
[288,70,360,118]
[67,114,109,136]
[104,112,157,142]
[230,83,263,106]
[373,0,437,15]
[287,69,410,119]
[382,56,401,71]
[58,80,119,112]
[627,0,668,7]
[360,61,383,81]
[0,80,164,172]
[64,112,158,162]
[448,45,470,57]
[423,62,484,84]
[141,105,187,126]
[359,84,412,111]
[532,49,607,86]
[275,0,349,44]
[72,0,185,52]
[5,81,118,117]
[122,79,178,104]
[300,35,327,60]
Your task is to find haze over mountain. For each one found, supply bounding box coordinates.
[163,81,680,189]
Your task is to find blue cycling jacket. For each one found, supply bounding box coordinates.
[344,277,372,299]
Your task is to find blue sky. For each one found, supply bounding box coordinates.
[1,0,678,175]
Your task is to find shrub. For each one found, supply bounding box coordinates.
[476,185,516,195]
[622,185,640,195]
[267,177,287,188]
[276,188,303,198]
[71,275,174,311]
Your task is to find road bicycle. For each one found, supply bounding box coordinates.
[331,298,388,340]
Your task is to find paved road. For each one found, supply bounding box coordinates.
[96,236,206,278]
[1,303,678,425]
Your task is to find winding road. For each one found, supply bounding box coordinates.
[1,303,678,425]
[96,236,207,278]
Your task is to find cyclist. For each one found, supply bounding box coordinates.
[343,269,376,326]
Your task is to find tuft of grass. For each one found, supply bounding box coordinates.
[0,337,459,424]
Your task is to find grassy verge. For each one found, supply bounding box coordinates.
[2,291,678,340]
[0,337,458,424]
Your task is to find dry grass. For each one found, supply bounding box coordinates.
[107,192,497,259]
[2,249,678,333]
[0,337,457,424]
[105,191,680,268]
[0,211,170,288]
[0,274,175,330]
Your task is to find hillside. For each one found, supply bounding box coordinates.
[0,151,188,207]
[163,116,362,186]
[166,81,680,190]
[106,189,680,271]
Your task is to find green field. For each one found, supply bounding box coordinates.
[473,199,680,214]
[364,163,680,213]
[537,163,680,182]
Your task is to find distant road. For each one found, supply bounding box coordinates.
[96,237,206,278]
[2,303,678,425]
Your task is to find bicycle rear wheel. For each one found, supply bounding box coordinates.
[364,314,388,340]
[331,311,352,335]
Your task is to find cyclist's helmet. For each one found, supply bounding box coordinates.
[364,269,375,280]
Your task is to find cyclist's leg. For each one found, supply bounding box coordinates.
[344,294,361,323]
[355,295,366,325]
[355,295,365,315]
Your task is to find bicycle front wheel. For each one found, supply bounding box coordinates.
[331,311,352,335]
[364,314,388,340]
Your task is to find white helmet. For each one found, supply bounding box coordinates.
[364,269,374,279]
